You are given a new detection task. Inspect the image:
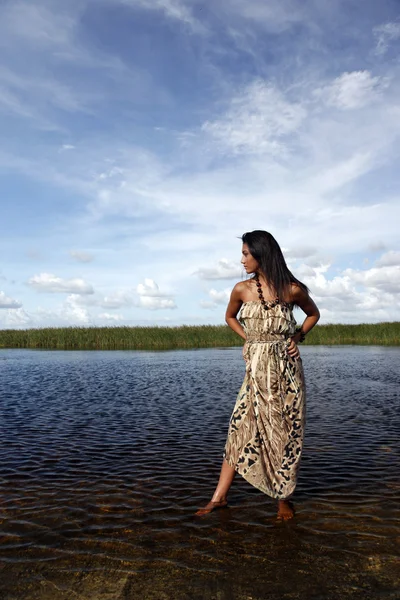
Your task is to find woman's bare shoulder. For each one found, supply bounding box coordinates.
[286,282,304,303]
[231,279,254,301]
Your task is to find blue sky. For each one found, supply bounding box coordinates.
[1,0,400,328]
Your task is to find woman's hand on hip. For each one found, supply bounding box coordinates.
[287,337,300,358]
[242,340,249,362]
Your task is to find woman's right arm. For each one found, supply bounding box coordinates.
[225,283,246,340]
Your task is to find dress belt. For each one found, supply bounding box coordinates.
[245,333,289,344]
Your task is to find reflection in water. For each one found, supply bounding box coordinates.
[0,346,399,599]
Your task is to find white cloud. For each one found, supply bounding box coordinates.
[0,2,76,48]
[137,278,167,297]
[201,287,231,309]
[27,273,94,294]
[296,259,400,323]
[63,295,91,323]
[97,312,124,321]
[298,263,355,299]
[314,71,387,110]
[375,250,400,267]
[69,250,94,263]
[136,278,177,310]
[201,80,306,157]
[115,0,200,30]
[196,258,243,280]
[0,65,92,121]
[0,295,92,328]
[344,265,400,294]
[2,307,32,327]
[100,290,135,309]
[215,0,307,33]
[108,0,314,35]
[60,285,177,312]
[64,293,101,307]
[138,296,177,310]
[0,291,22,309]
[374,21,400,56]
[209,288,231,304]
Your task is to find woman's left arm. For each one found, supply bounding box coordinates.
[287,285,320,357]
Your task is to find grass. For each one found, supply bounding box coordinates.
[0,322,399,350]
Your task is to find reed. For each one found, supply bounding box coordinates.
[0,322,399,350]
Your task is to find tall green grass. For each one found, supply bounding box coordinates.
[0,322,399,350]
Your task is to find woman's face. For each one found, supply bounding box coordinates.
[241,243,259,274]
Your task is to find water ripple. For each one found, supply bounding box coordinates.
[0,346,399,599]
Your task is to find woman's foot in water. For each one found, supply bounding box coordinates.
[277,499,295,521]
[195,498,228,516]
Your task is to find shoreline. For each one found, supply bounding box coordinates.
[0,322,399,349]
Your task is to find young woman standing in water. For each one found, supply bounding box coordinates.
[196,230,320,521]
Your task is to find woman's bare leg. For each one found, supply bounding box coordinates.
[211,458,236,502]
[195,459,236,516]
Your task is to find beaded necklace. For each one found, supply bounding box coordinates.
[254,272,279,310]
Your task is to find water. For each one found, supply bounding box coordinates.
[0,346,399,599]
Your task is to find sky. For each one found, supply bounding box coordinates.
[1,0,400,328]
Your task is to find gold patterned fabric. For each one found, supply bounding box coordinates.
[223,300,306,499]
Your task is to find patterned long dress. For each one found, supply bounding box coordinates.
[223,300,306,499]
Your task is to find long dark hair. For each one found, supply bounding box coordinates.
[242,230,309,301]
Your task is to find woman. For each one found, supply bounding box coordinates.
[196,230,320,521]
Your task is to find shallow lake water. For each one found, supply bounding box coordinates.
[0,346,399,600]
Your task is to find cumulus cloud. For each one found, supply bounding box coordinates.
[298,264,355,300]
[201,287,231,309]
[63,295,91,323]
[136,278,177,310]
[375,250,400,267]
[97,312,124,321]
[31,296,91,325]
[295,258,400,323]
[196,258,243,280]
[2,307,32,327]
[69,250,94,263]
[62,286,177,311]
[100,290,135,309]
[202,80,306,157]
[198,252,400,322]
[138,296,177,309]
[137,278,166,297]
[0,291,22,309]
[27,273,94,294]
[374,21,400,56]
[314,71,387,110]
[0,295,93,328]
[344,265,400,294]
[209,288,231,304]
